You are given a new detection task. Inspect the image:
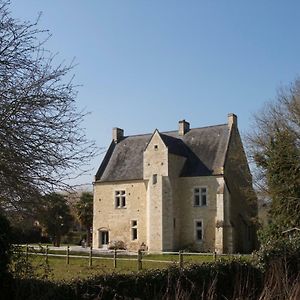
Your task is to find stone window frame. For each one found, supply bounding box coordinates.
[131,220,138,240]
[194,219,203,242]
[114,190,126,209]
[193,186,208,207]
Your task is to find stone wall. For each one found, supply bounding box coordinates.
[93,180,147,251]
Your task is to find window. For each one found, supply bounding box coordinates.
[195,220,203,241]
[154,144,158,150]
[194,187,207,206]
[152,174,157,184]
[131,220,138,240]
[115,190,126,208]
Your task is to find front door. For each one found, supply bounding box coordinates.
[99,231,109,248]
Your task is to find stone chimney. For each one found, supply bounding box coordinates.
[228,113,237,128]
[112,127,124,143]
[178,120,190,136]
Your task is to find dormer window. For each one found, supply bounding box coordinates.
[115,190,126,208]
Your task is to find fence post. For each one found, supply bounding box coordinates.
[26,244,29,262]
[89,246,93,267]
[113,249,117,268]
[45,245,49,264]
[66,245,70,265]
[213,251,217,262]
[179,251,184,268]
[137,250,142,271]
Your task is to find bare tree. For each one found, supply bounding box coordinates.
[0,1,97,211]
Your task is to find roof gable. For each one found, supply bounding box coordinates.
[144,129,168,152]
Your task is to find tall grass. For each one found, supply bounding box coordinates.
[4,255,300,299]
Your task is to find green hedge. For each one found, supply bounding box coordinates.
[7,261,262,300]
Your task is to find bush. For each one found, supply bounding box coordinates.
[5,260,263,300]
[11,226,48,244]
[0,214,12,277]
[108,240,126,250]
[0,214,13,298]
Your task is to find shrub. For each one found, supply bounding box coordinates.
[0,214,12,277]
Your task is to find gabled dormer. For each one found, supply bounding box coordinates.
[143,129,168,180]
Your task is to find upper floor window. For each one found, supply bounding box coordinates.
[115,190,126,208]
[194,187,207,206]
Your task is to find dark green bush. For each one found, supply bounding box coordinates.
[0,213,13,298]
[0,214,12,276]
[6,261,263,300]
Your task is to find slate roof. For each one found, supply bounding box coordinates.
[95,124,230,182]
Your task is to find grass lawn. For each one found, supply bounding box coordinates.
[19,247,252,281]
[28,255,171,281]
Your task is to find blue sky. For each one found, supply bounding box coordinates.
[10,1,300,187]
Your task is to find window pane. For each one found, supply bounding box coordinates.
[197,229,202,240]
[116,197,120,207]
[121,191,125,195]
[196,221,202,227]
[194,195,200,206]
[153,174,157,184]
[132,228,137,240]
[201,194,207,206]
[121,197,126,207]
[194,188,199,194]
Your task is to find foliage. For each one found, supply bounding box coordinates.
[9,246,53,282]
[108,240,126,250]
[75,191,93,246]
[256,234,300,271]
[0,213,12,277]
[38,193,73,247]
[0,0,96,211]
[5,260,263,300]
[247,78,300,241]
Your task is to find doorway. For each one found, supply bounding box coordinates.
[99,230,109,248]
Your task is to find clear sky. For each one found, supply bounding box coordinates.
[9,0,300,187]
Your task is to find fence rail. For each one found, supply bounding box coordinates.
[19,244,252,271]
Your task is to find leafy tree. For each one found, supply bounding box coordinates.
[247,79,300,241]
[0,0,96,211]
[75,192,93,246]
[38,193,73,247]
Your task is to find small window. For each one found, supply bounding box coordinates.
[195,220,203,241]
[154,144,158,150]
[153,174,157,184]
[115,190,126,208]
[194,187,207,206]
[131,220,138,240]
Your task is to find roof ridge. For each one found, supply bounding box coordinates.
[123,123,227,138]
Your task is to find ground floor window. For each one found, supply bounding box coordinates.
[195,220,203,241]
[131,220,138,240]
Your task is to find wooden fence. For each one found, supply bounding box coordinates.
[21,244,251,271]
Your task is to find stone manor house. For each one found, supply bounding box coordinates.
[92,114,257,253]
